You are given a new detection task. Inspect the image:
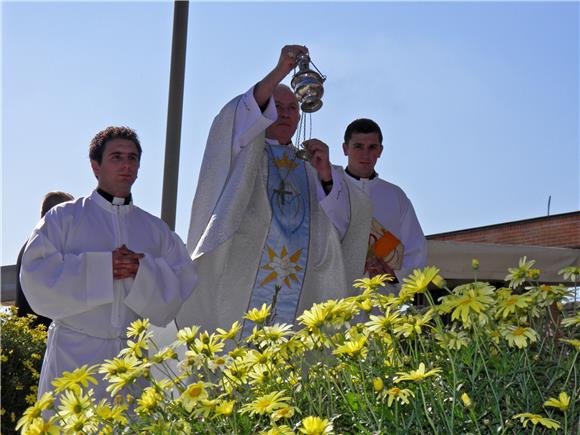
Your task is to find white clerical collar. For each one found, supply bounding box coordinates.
[97,188,132,205]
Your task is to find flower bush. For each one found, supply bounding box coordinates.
[17,259,580,434]
[1,307,47,434]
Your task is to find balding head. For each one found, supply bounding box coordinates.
[265,85,300,145]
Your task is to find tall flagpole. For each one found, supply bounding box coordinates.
[161,0,189,230]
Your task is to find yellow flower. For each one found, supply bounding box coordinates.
[501,325,538,349]
[119,334,149,358]
[395,363,441,383]
[271,405,296,421]
[192,331,225,358]
[365,309,401,333]
[394,310,433,338]
[259,425,296,435]
[126,318,150,338]
[559,338,580,349]
[135,386,162,416]
[439,282,494,325]
[176,325,201,348]
[22,417,60,435]
[333,336,367,358]
[460,392,472,408]
[505,256,538,288]
[240,391,291,416]
[152,346,178,363]
[435,329,470,351]
[180,382,211,412]
[15,392,55,432]
[51,364,99,393]
[496,291,532,319]
[353,274,394,290]
[471,259,479,270]
[298,416,334,434]
[214,399,235,417]
[558,266,580,282]
[512,413,560,430]
[61,414,98,433]
[244,303,272,325]
[544,392,570,411]
[400,266,445,301]
[383,386,414,407]
[207,355,233,372]
[99,354,142,379]
[57,389,94,420]
[94,399,128,425]
[215,321,242,341]
[373,377,384,392]
[561,312,580,328]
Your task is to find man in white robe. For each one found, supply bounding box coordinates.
[21,126,197,399]
[177,45,372,333]
[341,118,427,285]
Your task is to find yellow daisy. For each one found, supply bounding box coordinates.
[240,391,291,416]
[383,386,415,407]
[176,325,201,348]
[15,392,55,432]
[215,321,242,341]
[23,417,60,435]
[126,318,150,338]
[333,336,368,358]
[544,392,570,412]
[501,325,538,349]
[244,303,272,325]
[395,363,442,383]
[135,386,162,416]
[298,416,334,434]
[180,381,211,413]
[214,399,235,417]
[512,413,560,430]
[400,266,445,299]
[259,425,296,435]
[57,389,94,420]
[51,364,99,393]
[505,256,539,288]
[271,404,296,422]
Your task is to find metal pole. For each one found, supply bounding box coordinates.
[161,0,189,230]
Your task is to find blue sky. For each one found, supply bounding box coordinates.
[2,1,579,266]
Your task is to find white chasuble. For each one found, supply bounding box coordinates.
[177,89,373,335]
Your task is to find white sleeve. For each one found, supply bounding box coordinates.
[20,219,114,320]
[124,228,197,327]
[318,166,350,240]
[395,197,427,281]
[232,86,278,159]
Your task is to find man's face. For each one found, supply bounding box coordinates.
[91,138,140,197]
[265,86,300,145]
[343,132,383,178]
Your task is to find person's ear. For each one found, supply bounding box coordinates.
[90,159,100,179]
[378,144,384,158]
[342,142,349,156]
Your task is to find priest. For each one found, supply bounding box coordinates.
[178,45,372,335]
[20,126,198,400]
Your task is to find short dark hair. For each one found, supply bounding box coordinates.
[41,191,74,217]
[343,118,383,144]
[89,126,142,164]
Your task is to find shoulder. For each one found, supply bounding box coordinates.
[130,205,173,232]
[374,177,408,198]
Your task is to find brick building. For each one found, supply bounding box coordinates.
[427,211,579,249]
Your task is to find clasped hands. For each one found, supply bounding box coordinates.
[112,244,144,280]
